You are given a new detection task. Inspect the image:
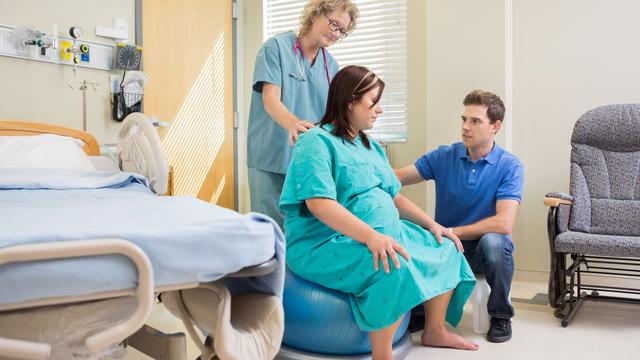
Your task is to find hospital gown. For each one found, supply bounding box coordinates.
[280,124,476,331]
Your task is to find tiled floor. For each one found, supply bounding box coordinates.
[125,270,640,360]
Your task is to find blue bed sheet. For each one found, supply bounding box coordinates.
[0,169,285,306]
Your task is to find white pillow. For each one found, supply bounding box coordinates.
[88,156,119,171]
[0,134,95,171]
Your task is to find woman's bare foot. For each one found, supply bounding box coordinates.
[421,328,479,351]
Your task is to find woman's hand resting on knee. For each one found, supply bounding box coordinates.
[364,232,411,273]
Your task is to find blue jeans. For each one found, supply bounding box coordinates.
[462,233,515,319]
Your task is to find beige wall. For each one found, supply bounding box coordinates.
[0,0,135,144]
[422,0,507,215]
[239,0,640,272]
[512,0,640,270]
[423,0,640,272]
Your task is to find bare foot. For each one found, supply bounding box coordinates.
[421,329,479,351]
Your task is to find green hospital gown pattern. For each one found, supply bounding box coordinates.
[279,125,476,332]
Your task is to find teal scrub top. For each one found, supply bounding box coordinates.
[247,31,339,174]
[279,125,476,331]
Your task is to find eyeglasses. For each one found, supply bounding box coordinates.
[324,14,349,39]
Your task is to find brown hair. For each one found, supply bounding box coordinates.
[320,65,385,149]
[463,90,505,124]
[299,0,359,36]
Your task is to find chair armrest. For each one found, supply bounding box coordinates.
[544,192,573,207]
[545,192,572,308]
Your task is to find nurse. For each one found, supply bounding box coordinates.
[247,0,359,228]
[280,65,479,359]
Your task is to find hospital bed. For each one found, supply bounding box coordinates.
[0,115,285,360]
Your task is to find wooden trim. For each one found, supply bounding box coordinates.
[544,196,573,207]
[0,120,100,156]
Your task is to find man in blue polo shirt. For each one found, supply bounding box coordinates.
[396,90,524,343]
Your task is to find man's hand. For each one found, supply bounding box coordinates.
[429,222,464,252]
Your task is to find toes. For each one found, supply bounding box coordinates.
[466,342,480,351]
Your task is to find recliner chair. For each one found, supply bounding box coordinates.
[544,103,640,327]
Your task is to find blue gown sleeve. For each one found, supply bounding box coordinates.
[280,132,337,216]
[387,172,401,198]
[252,39,283,93]
[291,133,337,201]
[374,142,401,198]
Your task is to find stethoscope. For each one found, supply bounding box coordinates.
[290,38,331,85]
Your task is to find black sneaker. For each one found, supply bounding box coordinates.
[487,317,512,343]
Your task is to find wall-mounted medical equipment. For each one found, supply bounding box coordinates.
[63,26,89,64]
[0,23,113,71]
[112,71,147,122]
[17,23,57,56]
[111,43,144,121]
[114,42,142,71]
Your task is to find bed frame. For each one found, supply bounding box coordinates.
[0,119,281,360]
[0,120,100,156]
[0,120,152,359]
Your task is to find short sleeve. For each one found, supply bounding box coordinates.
[373,141,401,198]
[496,158,524,202]
[252,40,282,93]
[289,133,336,202]
[387,174,401,198]
[414,148,441,181]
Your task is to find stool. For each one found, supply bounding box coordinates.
[470,275,491,334]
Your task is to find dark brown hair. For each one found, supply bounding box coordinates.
[319,65,385,149]
[463,90,505,124]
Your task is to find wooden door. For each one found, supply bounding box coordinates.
[142,0,234,208]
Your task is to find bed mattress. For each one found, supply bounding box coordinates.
[0,169,284,305]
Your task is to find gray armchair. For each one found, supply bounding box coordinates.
[544,104,640,327]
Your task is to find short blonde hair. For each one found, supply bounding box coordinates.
[298,0,359,37]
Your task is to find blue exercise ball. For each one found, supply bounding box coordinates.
[283,268,410,355]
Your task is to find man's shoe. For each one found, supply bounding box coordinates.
[487,317,512,343]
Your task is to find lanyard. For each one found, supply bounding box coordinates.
[293,38,331,85]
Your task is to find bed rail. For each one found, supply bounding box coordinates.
[0,238,154,360]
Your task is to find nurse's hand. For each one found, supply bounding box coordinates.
[429,223,464,252]
[288,120,315,145]
[365,232,410,273]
